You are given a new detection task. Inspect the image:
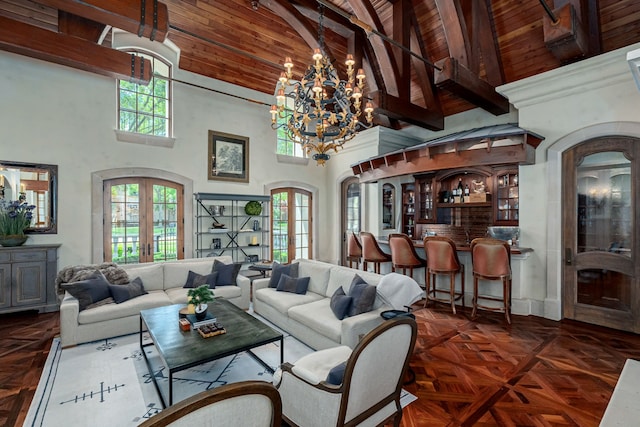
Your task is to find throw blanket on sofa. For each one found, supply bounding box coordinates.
[55,262,130,295]
[376,273,424,310]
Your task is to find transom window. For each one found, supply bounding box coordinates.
[118,50,171,137]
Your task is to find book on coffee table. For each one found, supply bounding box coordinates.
[197,322,226,338]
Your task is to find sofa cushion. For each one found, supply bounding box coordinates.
[163,259,216,289]
[326,361,347,385]
[295,259,331,296]
[329,286,352,320]
[60,271,111,311]
[213,260,242,286]
[109,277,148,303]
[347,275,377,317]
[183,270,218,289]
[120,263,164,291]
[288,298,342,343]
[326,265,383,298]
[269,262,299,288]
[254,287,324,315]
[165,285,242,305]
[77,290,172,325]
[276,274,310,294]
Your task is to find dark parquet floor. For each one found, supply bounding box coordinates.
[3,304,640,427]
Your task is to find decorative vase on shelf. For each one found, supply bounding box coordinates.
[0,234,28,247]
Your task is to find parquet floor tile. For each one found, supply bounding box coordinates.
[4,302,640,426]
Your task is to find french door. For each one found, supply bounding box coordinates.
[271,188,312,264]
[562,136,640,332]
[341,177,361,266]
[103,178,184,263]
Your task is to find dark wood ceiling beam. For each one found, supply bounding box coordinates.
[58,11,105,43]
[409,13,442,113]
[392,0,411,98]
[434,57,509,115]
[0,16,151,84]
[370,90,444,130]
[543,2,589,61]
[474,0,505,85]
[434,0,470,66]
[34,0,168,42]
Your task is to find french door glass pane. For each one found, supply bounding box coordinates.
[346,182,360,232]
[153,185,178,261]
[577,151,631,256]
[272,191,289,263]
[110,183,140,264]
[295,192,309,259]
[577,269,631,311]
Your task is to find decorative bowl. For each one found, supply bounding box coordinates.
[487,226,519,241]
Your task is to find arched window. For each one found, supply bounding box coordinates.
[118,50,172,137]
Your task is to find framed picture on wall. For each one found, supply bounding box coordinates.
[208,131,249,182]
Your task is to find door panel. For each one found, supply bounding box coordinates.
[271,188,312,263]
[563,137,639,332]
[341,178,360,266]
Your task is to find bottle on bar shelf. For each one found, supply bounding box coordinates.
[457,178,464,203]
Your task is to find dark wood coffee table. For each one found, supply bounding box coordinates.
[140,299,283,407]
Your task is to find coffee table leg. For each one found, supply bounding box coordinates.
[169,370,173,406]
[280,336,284,365]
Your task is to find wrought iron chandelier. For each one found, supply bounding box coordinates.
[270,5,373,165]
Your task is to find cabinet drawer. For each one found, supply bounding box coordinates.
[0,252,10,263]
[11,250,46,262]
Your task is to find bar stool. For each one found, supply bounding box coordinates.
[470,237,512,324]
[388,233,426,282]
[423,236,464,314]
[360,231,392,274]
[346,231,362,269]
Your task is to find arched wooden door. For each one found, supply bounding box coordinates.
[341,177,361,266]
[271,188,312,264]
[562,136,640,332]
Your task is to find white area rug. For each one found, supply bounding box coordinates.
[24,314,417,426]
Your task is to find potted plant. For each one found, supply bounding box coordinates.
[187,285,215,321]
[0,200,35,247]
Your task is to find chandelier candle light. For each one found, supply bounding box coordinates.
[270,5,373,165]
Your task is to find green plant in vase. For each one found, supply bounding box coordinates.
[0,200,35,246]
[187,284,215,320]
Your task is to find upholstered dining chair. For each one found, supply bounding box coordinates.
[273,317,417,427]
[360,231,392,274]
[138,381,282,427]
[423,236,465,314]
[388,233,427,283]
[470,237,512,324]
[346,231,363,269]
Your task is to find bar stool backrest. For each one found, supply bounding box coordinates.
[424,236,461,272]
[388,233,424,267]
[470,238,511,278]
[348,231,362,258]
[360,231,390,262]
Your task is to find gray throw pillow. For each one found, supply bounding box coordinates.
[212,260,241,286]
[60,270,111,311]
[183,270,218,289]
[269,262,299,288]
[330,286,353,320]
[326,361,347,385]
[347,275,376,317]
[276,274,310,294]
[109,277,147,303]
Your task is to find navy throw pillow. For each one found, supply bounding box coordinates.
[347,274,376,317]
[212,260,241,286]
[183,270,218,289]
[326,361,347,385]
[330,286,353,320]
[276,274,310,294]
[269,262,299,288]
[109,277,147,303]
[60,270,111,311]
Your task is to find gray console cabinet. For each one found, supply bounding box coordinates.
[0,244,60,313]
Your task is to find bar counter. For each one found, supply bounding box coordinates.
[374,236,535,317]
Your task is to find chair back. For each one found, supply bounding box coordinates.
[139,381,282,427]
[388,233,424,267]
[339,317,417,425]
[347,231,362,258]
[424,236,461,272]
[360,231,389,262]
[470,237,511,278]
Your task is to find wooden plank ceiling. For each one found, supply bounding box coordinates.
[1,0,640,132]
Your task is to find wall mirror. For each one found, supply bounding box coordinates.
[0,161,58,234]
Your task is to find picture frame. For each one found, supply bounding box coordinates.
[208,131,249,182]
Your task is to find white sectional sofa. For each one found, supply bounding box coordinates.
[253,258,391,350]
[59,256,250,348]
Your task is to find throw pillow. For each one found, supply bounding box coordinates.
[347,274,377,317]
[276,274,310,294]
[109,277,148,304]
[60,270,111,311]
[183,270,218,289]
[212,260,242,286]
[326,361,347,385]
[269,262,299,288]
[330,286,353,320]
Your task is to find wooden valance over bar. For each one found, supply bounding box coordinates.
[352,124,544,183]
